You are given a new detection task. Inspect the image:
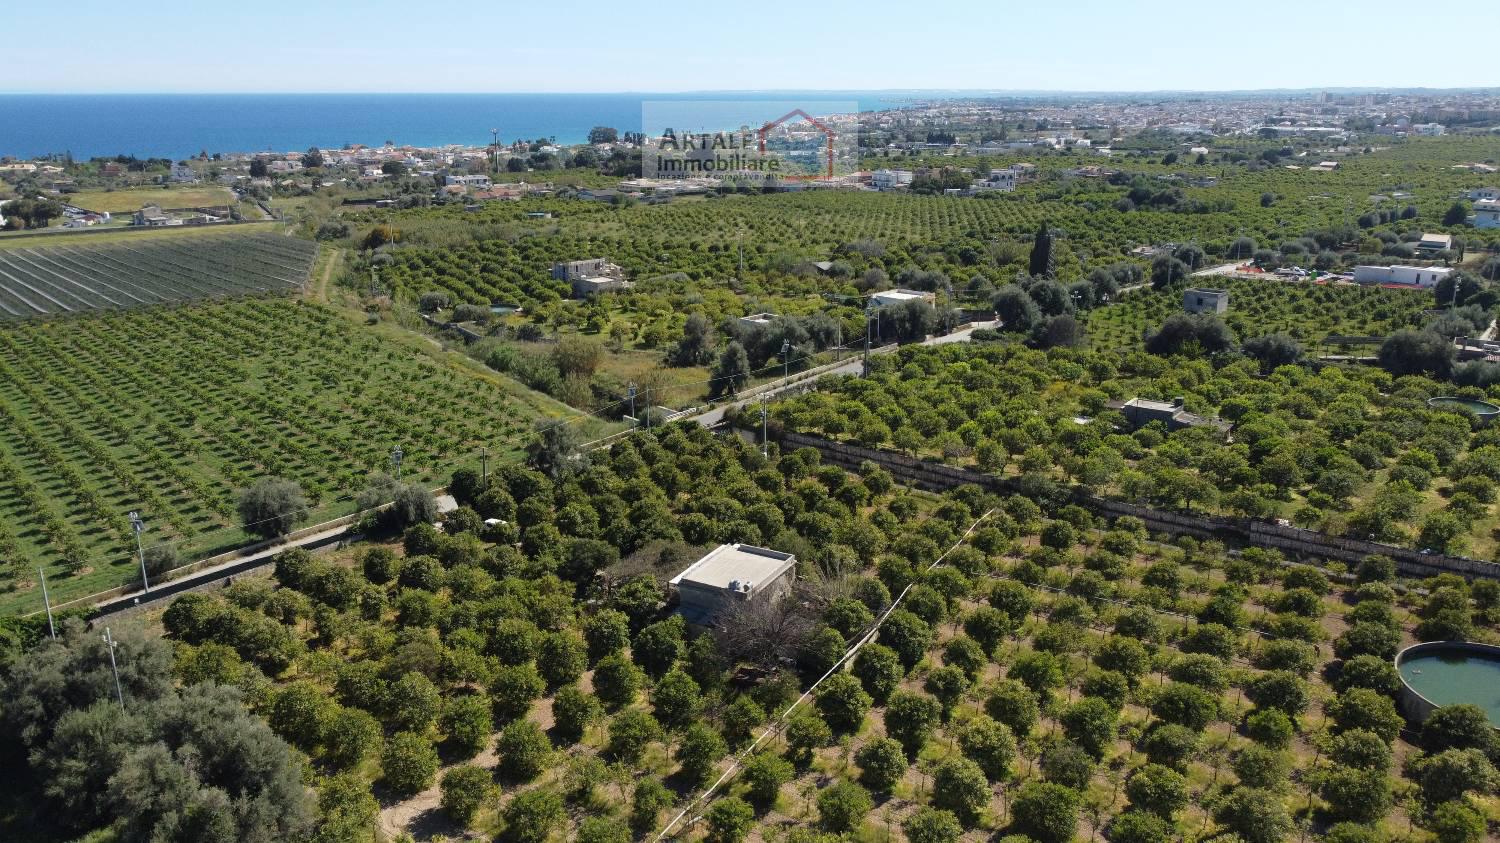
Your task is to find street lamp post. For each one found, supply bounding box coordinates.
[129,511,149,593]
[391,446,404,480]
[781,338,791,383]
[627,383,637,426]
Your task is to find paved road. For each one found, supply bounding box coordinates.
[691,322,994,428]
[90,522,356,617]
[88,496,458,618]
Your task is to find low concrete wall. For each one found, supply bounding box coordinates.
[779,431,1500,582]
[1394,641,1500,723]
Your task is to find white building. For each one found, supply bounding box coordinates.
[1183,288,1229,314]
[971,168,1016,193]
[671,544,797,626]
[1474,199,1500,229]
[445,173,492,190]
[1417,232,1454,253]
[870,169,913,190]
[1467,187,1500,201]
[738,312,776,327]
[170,162,197,183]
[1353,265,1454,287]
[1412,123,1447,136]
[871,288,936,307]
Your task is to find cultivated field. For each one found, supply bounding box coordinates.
[0,231,316,319]
[1086,278,1435,351]
[67,186,237,213]
[0,296,605,613]
[774,340,1500,560]
[121,430,1500,843]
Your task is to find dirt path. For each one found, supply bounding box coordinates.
[313,246,343,302]
[378,744,499,840]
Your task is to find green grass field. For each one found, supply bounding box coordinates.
[66,186,237,213]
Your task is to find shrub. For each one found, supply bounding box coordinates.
[957,714,1016,781]
[1011,781,1080,843]
[440,694,493,759]
[592,654,644,709]
[741,752,793,807]
[851,643,904,703]
[1125,763,1187,817]
[631,776,674,833]
[855,736,907,793]
[932,757,990,825]
[706,796,754,843]
[607,708,663,764]
[552,684,604,743]
[502,788,564,843]
[238,478,308,539]
[1214,787,1294,843]
[324,707,382,770]
[381,731,439,797]
[817,781,872,833]
[903,808,963,843]
[675,723,727,785]
[439,765,493,825]
[815,673,871,734]
[1232,745,1289,789]
[497,719,552,780]
[1244,708,1295,749]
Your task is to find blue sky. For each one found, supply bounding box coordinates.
[10,0,1498,93]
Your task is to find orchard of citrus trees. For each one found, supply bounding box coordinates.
[6,423,1496,843]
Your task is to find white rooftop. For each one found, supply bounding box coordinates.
[671,544,796,592]
[872,288,932,303]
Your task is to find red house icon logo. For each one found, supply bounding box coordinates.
[757,109,838,180]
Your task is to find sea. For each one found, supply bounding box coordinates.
[0,92,937,161]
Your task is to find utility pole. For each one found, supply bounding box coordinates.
[391,445,404,480]
[781,338,791,384]
[761,393,769,458]
[627,383,637,426]
[480,447,489,489]
[129,511,148,593]
[39,566,55,639]
[737,227,745,279]
[862,302,874,377]
[102,627,124,711]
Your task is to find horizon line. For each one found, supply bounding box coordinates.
[4,85,1500,97]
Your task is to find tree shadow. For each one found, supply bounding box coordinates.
[405,806,464,840]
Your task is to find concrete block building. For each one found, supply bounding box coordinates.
[670,544,797,626]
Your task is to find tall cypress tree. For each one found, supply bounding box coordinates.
[1029,221,1055,279]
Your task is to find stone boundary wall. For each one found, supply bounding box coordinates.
[780,431,1500,582]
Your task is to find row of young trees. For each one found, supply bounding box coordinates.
[7,416,1497,841]
[773,337,1500,555]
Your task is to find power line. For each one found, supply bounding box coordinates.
[653,508,995,842]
